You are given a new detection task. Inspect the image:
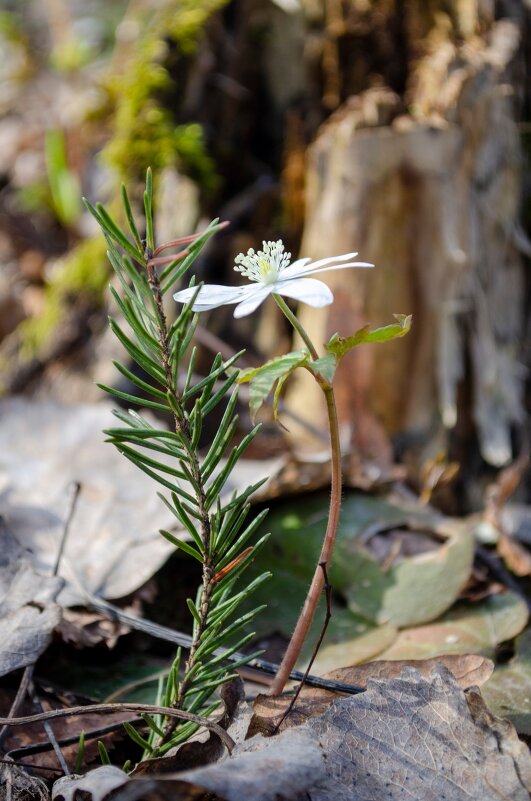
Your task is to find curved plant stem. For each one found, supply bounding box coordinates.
[270,297,342,695]
[273,294,319,360]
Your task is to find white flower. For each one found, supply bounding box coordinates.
[173,240,373,319]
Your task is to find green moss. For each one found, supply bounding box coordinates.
[18,236,109,361]
[103,0,228,191]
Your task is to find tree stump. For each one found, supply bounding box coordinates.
[286,9,528,478]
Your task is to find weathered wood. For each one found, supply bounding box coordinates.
[286,10,528,472]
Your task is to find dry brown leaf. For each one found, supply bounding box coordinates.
[1,762,49,801]
[0,691,135,775]
[249,654,494,735]
[53,766,128,801]
[0,526,63,677]
[0,398,284,607]
[98,666,531,801]
[497,532,531,577]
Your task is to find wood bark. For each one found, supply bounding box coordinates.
[285,5,528,475]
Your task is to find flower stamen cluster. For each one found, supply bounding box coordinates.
[234,241,291,284]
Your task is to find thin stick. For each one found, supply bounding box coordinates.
[0,703,234,754]
[273,562,333,731]
[53,481,81,576]
[28,683,69,776]
[0,666,34,748]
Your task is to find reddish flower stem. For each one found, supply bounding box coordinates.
[270,296,342,695]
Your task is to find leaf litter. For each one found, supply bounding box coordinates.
[52,667,531,801]
[1,401,530,799]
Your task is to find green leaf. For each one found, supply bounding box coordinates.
[74,731,85,773]
[482,629,531,735]
[144,168,154,253]
[121,183,143,251]
[141,713,165,738]
[112,360,167,400]
[160,530,203,563]
[98,383,170,412]
[306,354,337,384]
[96,203,144,262]
[123,722,153,753]
[160,218,225,289]
[187,597,202,627]
[108,319,165,383]
[97,740,111,765]
[326,314,412,360]
[237,351,309,420]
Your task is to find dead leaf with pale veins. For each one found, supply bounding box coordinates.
[1,762,49,801]
[249,654,494,735]
[85,666,531,801]
[53,766,128,801]
[0,526,63,677]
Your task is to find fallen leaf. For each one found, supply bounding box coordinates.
[482,628,531,735]
[339,518,474,626]
[1,762,49,801]
[0,526,63,676]
[241,491,474,654]
[378,591,528,660]
[249,654,494,735]
[0,683,136,774]
[53,766,128,801]
[103,667,531,801]
[497,532,531,577]
[305,621,397,675]
[322,653,494,688]
[0,398,283,606]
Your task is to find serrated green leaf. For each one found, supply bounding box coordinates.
[237,351,308,420]
[326,314,412,360]
[307,353,337,383]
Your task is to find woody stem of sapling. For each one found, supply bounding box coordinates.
[269,294,342,695]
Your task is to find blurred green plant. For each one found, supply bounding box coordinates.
[17,236,109,360]
[45,129,82,227]
[103,0,226,190]
[17,129,82,229]
[86,169,269,758]
[49,36,95,74]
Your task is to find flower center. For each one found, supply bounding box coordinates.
[234,240,291,285]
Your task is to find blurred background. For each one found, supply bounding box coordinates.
[0,0,529,512]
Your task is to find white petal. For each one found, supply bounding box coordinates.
[276,277,333,307]
[174,283,248,311]
[280,252,372,279]
[306,252,359,270]
[233,286,272,318]
[280,257,312,278]
[301,260,373,276]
